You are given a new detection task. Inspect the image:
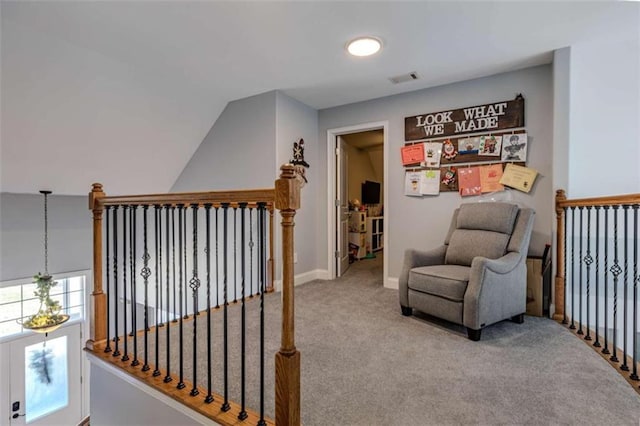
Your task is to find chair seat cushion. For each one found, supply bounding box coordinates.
[408,265,471,302]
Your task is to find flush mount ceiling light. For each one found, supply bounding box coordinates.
[346,37,382,57]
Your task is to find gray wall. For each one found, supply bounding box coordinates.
[0,193,91,281]
[275,91,320,277]
[172,91,277,192]
[318,65,554,279]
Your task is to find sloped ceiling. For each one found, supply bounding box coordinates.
[1,1,638,195]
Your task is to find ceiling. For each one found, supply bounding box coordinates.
[342,130,383,151]
[1,1,638,195]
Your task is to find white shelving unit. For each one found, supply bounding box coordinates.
[366,216,383,253]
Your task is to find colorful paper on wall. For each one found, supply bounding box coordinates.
[499,163,538,193]
[478,135,502,156]
[440,167,458,192]
[458,167,482,197]
[501,133,528,161]
[458,137,480,154]
[401,144,425,165]
[479,164,505,192]
[404,171,423,196]
[423,142,442,168]
[420,170,441,195]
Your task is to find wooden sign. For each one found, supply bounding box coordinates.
[405,95,524,141]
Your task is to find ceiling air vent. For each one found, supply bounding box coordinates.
[389,72,419,84]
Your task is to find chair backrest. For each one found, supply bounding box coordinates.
[443,203,530,266]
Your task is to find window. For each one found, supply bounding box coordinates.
[0,272,87,339]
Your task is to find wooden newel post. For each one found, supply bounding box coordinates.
[275,164,301,426]
[553,189,567,322]
[87,183,106,350]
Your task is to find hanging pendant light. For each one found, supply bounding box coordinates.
[19,191,69,334]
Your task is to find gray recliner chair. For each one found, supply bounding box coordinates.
[399,202,535,341]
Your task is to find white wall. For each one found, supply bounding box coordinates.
[567,37,640,197]
[319,65,554,279]
[0,193,91,281]
[90,361,214,426]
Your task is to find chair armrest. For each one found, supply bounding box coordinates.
[399,246,447,307]
[471,252,522,275]
[464,251,527,330]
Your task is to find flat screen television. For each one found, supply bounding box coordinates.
[361,180,381,205]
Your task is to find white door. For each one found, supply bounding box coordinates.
[336,137,351,276]
[9,323,82,426]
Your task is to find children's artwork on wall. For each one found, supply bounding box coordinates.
[499,163,538,193]
[442,139,457,160]
[404,171,423,196]
[401,144,425,165]
[420,170,440,195]
[422,142,442,168]
[479,163,504,192]
[440,167,458,192]
[478,135,502,156]
[458,137,480,154]
[458,167,482,197]
[501,133,528,161]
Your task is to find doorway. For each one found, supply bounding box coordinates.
[326,121,389,286]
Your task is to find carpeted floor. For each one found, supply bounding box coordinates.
[136,252,640,425]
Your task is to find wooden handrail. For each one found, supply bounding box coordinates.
[556,192,640,208]
[553,189,640,321]
[97,188,276,207]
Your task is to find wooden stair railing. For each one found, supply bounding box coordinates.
[87,165,301,425]
[554,189,640,391]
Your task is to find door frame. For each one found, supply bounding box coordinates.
[326,120,389,286]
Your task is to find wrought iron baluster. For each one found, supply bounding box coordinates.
[234,206,238,303]
[594,206,601,347]
[215,206,220,308]
[584,207,593,340]
[258,202,267,426]
[603,206,611,355]
[153,206,161,376]
[121,206,130,362]
[172,206,177,323]
[177,204,186,390]
[578,206,584,335]
[204,204,214,404]
[164,205,172,383]
[563,206,568,324]
[221,203,231,412]
[250,208,254,298]
[112,206,120,357]
[238,203,248,421]
[104,206,112,353]
[141,206,151,372]
[632,205,639,381]
[183,207,189,320]
[611,205,621,363]
[570,207,576,330]
[621,205,630,371]
[190,204,201,397]
[131,206,139,366]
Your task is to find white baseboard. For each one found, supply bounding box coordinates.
[385,277,399,290]
[273,269,329,292]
